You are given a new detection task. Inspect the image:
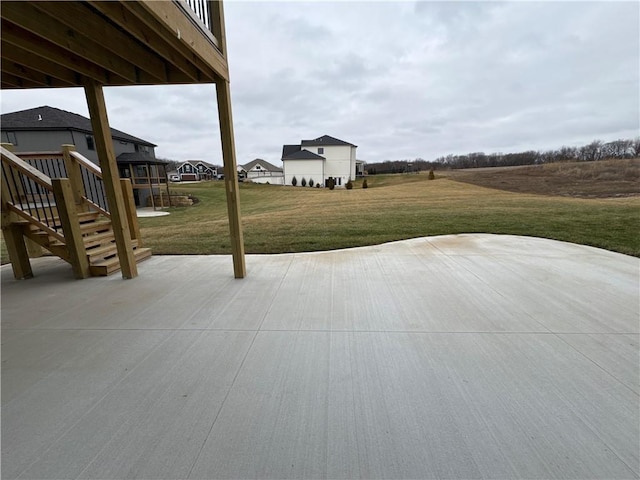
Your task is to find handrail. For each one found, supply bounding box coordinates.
[69,150,102,178]
[7,204,65,243]
[1,147,53,190]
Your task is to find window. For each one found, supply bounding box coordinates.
[86,135,95,150]
[6,132,17,145]
[318,147,324,154]
[198,164,204,172]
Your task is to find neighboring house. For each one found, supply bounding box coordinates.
[240,158,284,185]
[176,160,217,181]
[281,135,357,187]
[0,105,167,207]
[355,159,366,177]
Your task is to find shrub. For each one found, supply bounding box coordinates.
[309,178,314,187]
[301,177,307,187]
[362,178,368,189]
[328,178,335,190]
[345,179,353,190]
[316,184,320,188]
[291,176,297,186]
[428,170,435,180]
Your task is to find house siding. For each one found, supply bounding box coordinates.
[284,159,324,187]
[0,129,155,166]
[320,145,355,186]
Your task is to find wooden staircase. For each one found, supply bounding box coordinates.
[21,211,151,276]
[2,145,151,279]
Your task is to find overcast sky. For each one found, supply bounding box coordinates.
[1,1,638,165]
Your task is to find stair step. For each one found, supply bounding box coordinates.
[86,239,140,261]
[83,230,115,248]
[78,211,103,223]
[80,220,112,235]
[89,247,151,276]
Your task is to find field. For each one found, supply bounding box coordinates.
[448,158,639,198]
[2,159,639,264]
[135,159,639,257]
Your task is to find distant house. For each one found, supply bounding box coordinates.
[240,158,284,184]
[176,160,218,181]
[281,135,357,187]
[0,105,168,207]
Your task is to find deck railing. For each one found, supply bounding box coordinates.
[1,147,64,242]
[66,149,110,215]
[184,0,211,31]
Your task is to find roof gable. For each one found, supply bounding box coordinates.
[242,158,282,172]
[300,135,356,147]
[180,160,216,169]
[0,106,156,147]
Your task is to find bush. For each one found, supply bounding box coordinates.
[345,179,353,190]
[328,178,335,190]
[301,177,307,187]
[428,170,435,180]
[362,178,368,189]
[316,184,320,188]
[291,176,297,186]
[309,178,314,187]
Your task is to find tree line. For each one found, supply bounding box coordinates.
[366,137,640,174]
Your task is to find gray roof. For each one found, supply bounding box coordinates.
[242,158,283,172]
[281,144,301,159]
[116,152,168,165]
[0,106,156,147]
[282,149,326,161]
[180,160,217,169]
[301,135,356,147]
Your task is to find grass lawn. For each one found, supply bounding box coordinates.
[137,172,640,257]
[2,167,639,264]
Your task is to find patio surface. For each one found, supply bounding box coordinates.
[1,234,639,479]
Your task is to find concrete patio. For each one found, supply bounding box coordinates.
[1,234,638,479]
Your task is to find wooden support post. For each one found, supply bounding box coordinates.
[121,179,141,245]
[52,179,90,279]
[83,80,137,279]
[211,0,245,279]
[216,79,246,279]
[62,144,89,211]
[1,143,33,279]
[146,164,156,211]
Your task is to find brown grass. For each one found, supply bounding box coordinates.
[446,159,640,198]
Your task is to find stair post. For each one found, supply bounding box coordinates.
[120,179,141,245]
[52,178,90,279]
[62,144,89,212]
[1,144,33,279]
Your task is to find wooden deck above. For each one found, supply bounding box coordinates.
[1,0,228,89]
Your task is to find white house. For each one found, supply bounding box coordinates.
[281,135,357,187]
[240,158,284,184]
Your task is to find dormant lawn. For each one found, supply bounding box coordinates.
[139,172,639,257]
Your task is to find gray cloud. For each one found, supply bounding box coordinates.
[1,1,638,165]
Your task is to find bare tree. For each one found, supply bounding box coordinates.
[579,140,602,162]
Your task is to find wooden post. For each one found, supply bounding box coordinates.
[1,143,33,279]
[83,80,137,279]
[216,79,246,279]
[211,0,245,279]
[121,179,141,245]
[145,164,156,211]
[52,178,90,279]
[62,144,88,211]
